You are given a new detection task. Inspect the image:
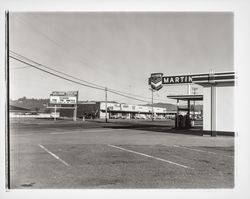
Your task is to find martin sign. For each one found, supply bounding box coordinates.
[148,72,235,90]
[150,73,163,91]
[162,75,193,84]
[149,74,193,90]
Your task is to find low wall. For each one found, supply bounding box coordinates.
[10,113,51,118]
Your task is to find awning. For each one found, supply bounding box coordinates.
[167,95,203,101]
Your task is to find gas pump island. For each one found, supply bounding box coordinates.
[148,72,235,136]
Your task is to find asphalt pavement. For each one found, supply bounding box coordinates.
[9,118,234,189]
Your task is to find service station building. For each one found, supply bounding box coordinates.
[150,72,235,134]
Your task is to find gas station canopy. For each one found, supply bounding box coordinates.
[167,95,203,101]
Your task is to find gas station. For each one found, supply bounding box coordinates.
[149,71,235,136]
[167,94,203,129]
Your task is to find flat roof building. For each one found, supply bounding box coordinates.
[58,101,176,119]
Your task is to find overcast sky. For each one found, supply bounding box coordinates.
[9,12,233,104]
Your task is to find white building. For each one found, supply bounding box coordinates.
[99,102,169,119]
[167,72,234,134]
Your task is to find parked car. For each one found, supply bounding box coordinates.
[156,115,164,119]
[110,115,118,119]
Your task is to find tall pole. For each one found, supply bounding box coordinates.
[54,105,57,121]
[105,87,108,123]
[176,99,179,128]
[6,10,10,189]
[211,86,213,135]
[73,91,78,121]
[151,88,154,121]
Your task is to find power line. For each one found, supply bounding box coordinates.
[108,87,167,102]
[10,51,105,89]
[10,55,151,103]
[13,16,161,99]
[10,51,167,103]
[10,55,105,91]
[108,90,150,103]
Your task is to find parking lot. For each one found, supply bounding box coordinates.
[9,118,234,189]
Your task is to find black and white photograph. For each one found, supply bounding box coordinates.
[6,11,235,189]
[1,0,250,198]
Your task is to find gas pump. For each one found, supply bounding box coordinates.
[175,99,192,129]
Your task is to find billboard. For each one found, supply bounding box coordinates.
[50,91,78,104]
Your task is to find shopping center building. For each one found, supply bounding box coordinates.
[59,101,176,119]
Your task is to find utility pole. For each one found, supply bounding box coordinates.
[54,104,57,121]
[176,99,179,128]
[129,85,132,104]
[105,87,108,123]
[73,91,78,121]
[151,88,154,121]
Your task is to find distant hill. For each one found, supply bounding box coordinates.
[10,97,50,112]
[10,97,203,113]
[10,105,31,111]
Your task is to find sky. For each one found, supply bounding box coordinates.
[9,12,233,105]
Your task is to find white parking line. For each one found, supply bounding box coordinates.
[108,144,193,169]
[38,144,70,167]
[173,145,233,158]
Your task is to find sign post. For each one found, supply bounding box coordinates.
[49,91,78,121]
[149,73,163,121]
[54,105,57,121]
[105,87,108,123]
[151,88,154,121]
[176,99,179,128]
[73,91,78,122]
